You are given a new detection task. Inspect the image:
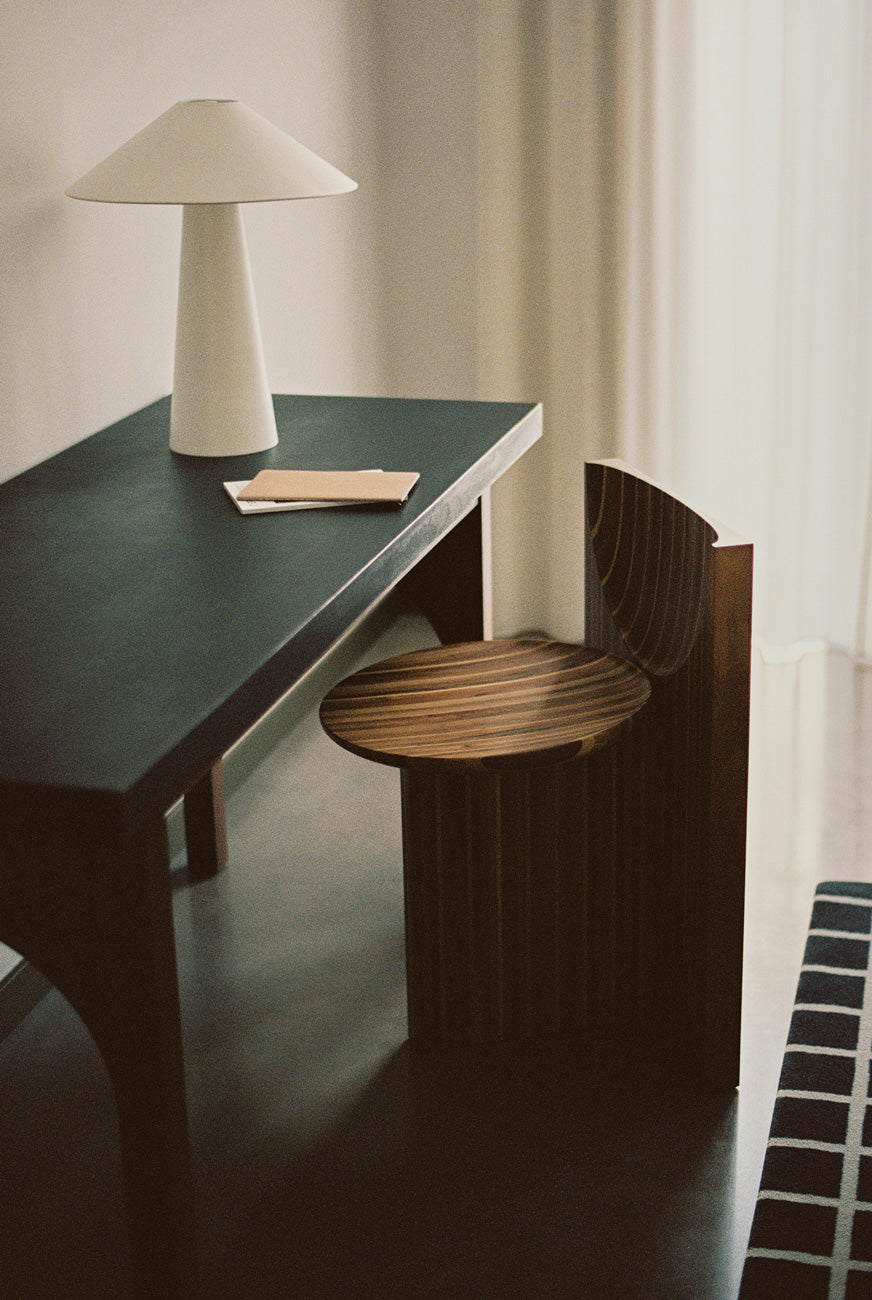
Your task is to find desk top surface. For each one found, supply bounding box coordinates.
[0,394,540,829]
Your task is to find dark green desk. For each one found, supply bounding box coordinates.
[0,394,541,1296]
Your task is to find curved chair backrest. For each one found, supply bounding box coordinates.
[585,460,717,676]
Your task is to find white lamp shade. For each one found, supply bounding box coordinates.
[65,99,357,204]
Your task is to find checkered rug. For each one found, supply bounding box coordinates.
[740,881,872,1299]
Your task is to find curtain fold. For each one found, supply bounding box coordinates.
[479,0,872,652]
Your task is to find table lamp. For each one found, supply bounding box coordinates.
[67,99,357,456]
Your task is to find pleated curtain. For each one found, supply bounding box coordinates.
[476,0,872,653]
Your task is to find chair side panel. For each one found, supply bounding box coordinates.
[704,538,753,1085]
[582,461,752,1087]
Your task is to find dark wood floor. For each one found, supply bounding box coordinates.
[0,622,867,1298]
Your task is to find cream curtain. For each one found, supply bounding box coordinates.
[478,0,872,652]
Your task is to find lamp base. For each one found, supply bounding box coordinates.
[169,203,278,457]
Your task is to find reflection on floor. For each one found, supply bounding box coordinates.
[0,627,870,1298]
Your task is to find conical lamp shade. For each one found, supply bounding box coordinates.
[66,99,357,205]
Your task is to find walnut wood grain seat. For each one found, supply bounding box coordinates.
[320,461,753,1087]
[320,640,650,770]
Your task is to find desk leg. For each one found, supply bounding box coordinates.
[184,761,228,881]
[397,497,489,643]
[0,804,199,1297]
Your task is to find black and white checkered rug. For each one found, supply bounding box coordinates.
[740,881,872,1299]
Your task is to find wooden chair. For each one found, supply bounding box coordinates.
[320,460,752,1088]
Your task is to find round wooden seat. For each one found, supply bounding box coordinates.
[319,639,651,772]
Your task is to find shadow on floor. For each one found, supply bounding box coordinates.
[198,1039,741,1300]
[0,983,742,1298]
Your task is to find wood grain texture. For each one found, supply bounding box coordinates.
[584,460,753,1088]
[400,752,638,1049]
[399,740,702,1051]
[320,640,650,771]
[586,461,717,674]
[320,460,752,1088]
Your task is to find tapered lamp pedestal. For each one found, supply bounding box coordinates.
[170,203,277,457]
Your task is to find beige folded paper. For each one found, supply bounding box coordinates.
[236,469,419,504]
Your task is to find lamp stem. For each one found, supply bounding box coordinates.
[169,203,278,456]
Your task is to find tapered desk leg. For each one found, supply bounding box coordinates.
[0,800,199,1297]
[184,761,228,881]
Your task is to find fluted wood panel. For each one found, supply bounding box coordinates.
[401,766,566,1046]
[400,747,648,1049]
[584,460,753,1088]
